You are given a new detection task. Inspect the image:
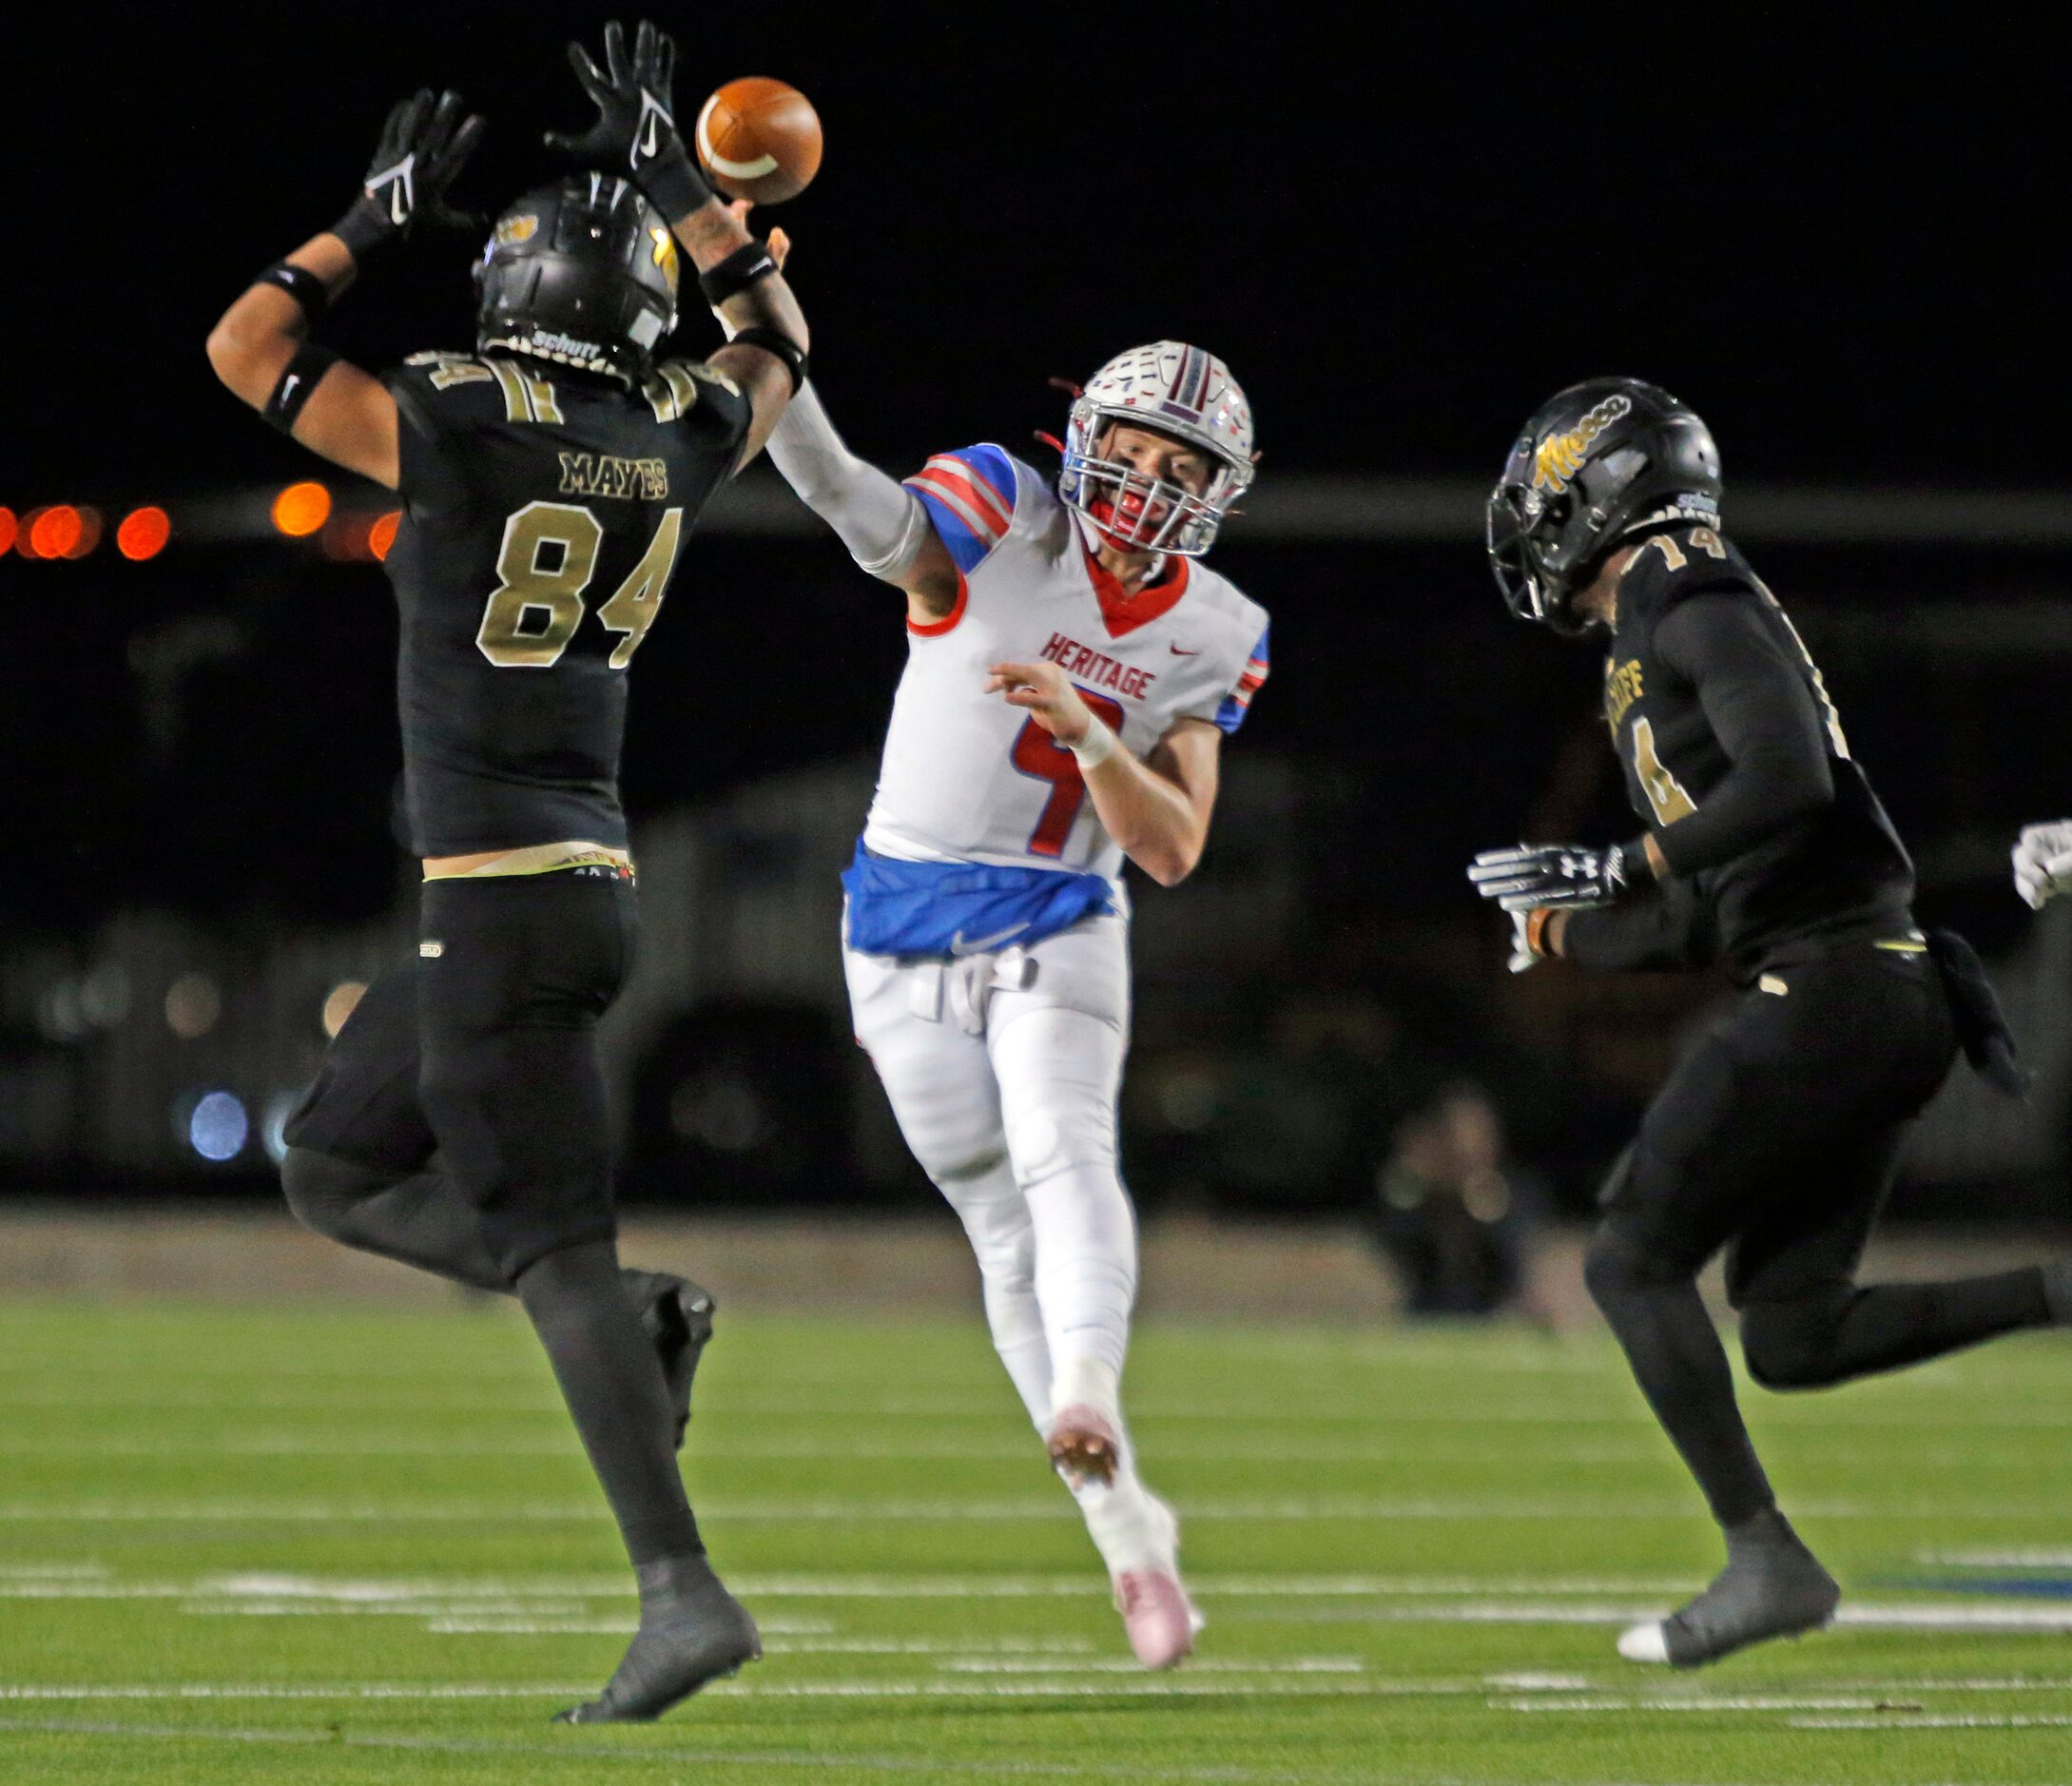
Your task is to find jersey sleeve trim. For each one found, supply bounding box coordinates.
[906,569,970,638]
[904,445,1018,574]
[1213,625,1270,734]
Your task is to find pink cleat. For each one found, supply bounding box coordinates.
[1114,1566,1204,1670]
[1046,1404,1120,1486]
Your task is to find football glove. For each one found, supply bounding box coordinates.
[1469,842,1629,913]
[545,18,712,221]
[2013,820,2072,910]
[331,88,485,263]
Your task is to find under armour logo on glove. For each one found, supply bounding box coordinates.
[1467,842,1630,912]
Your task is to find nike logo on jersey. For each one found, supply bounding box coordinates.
[1169,644,1201,656]
[1037,631,1158,700]
[949,922,1028,956]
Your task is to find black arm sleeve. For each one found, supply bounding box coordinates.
[1562,876,1708,972]
[1648,592,1834,877]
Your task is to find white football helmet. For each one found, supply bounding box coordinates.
[1058,341,1254,557]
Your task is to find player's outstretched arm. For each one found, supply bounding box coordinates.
[206,90,484,489]
[987,661,1219,886]
[547,20,807,465]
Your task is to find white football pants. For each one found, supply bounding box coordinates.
[845,914,1168,1570]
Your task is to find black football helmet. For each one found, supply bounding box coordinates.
[1487,378,1722,634]
[474,174,680,382]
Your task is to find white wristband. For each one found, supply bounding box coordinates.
[1069,716,1119,769]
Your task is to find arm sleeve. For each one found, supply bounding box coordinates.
[763,380,930,580]
[1562,876,1708,971]
[1646,592,1835,876]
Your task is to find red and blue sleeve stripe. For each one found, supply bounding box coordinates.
[1214,626,1270,733]
[904,444,1017,573]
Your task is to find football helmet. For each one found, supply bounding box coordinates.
[1058,341,1254,557]
[474,174,680,383]
[1487,377,1721,633]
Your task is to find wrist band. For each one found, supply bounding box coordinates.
[726,326,808,394]
[698,241,778,306]
[263,342,341,436]
[328,196,397,265]
[636,146,713,225]
[256,261,331,323]
[1070,716,1118,769]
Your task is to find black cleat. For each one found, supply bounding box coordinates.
[553,1556,761,1723]
[1619,1507,1840,1667]
[624,1270,715,1450]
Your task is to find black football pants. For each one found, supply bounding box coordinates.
[1584,940,2052,1527]
[281,869,635,1283]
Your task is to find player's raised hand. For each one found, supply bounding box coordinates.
[2013,820,2072,909]
[1469,842,1629,912]
[546,18,712,220]
[986,661,1095,747]
[331,89,486,263]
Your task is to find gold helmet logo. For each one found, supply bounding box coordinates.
[650,225,680,297]
[494,212,539,246]
[1532,393,1634,494]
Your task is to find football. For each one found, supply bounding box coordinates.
[694,77,822,204]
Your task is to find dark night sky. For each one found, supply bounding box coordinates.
[15,10,2067,499]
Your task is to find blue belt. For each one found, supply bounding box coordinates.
[841,840,1116,959]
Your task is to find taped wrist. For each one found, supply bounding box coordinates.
[636,144,712,224]
[727,326,808,394]
[264,343,341,435]
[698,241,778,307]
[256,262,332,324]
[1070,717,1119,769]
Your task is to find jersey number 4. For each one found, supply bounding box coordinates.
[1011,689,1128,858]
[476,500,684,670]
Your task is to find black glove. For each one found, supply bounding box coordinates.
[331,88,486,264]
[1468,842,1631,912]
[545,17,712,221]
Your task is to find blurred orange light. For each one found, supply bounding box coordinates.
[63,506,103,559]
[14,508,45,560]
[117,506,171,561]
[29,506,82,560]
[272,480,332,537]
[0,508,15,556]
[369,510,401,561]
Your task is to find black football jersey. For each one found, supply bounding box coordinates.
[1578,523,1914,976]
[379,351,750,856]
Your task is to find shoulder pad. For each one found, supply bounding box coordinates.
[643,357,747,423]
[1621,524,1754,618]
[391,352,571,427]
[904,444,1020,573]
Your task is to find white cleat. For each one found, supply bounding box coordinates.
[1617,1621,1672,1664]
[1114,1566,1204,1670]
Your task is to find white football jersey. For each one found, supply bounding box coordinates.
[862,445,1270,882]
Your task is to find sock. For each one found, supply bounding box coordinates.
[1586,1237,1775,1528]
[515,1239,701,1563]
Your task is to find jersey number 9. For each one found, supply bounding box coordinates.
[477,500,685,670]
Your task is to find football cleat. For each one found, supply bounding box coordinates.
[1111,1495,1202,1670]
[554,1555,760,1723]
[1046,1404,1121,1487]
[624,1270,716,1450]
[1618,1508,1839,1667]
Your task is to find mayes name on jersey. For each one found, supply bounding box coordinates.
[842,441,1269,959]
[379,342,748,859]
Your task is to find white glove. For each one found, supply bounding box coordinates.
[2013,820,2072,910]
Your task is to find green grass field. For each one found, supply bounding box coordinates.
[3,1296,2071,1784]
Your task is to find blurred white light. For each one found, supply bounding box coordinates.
[188,1091,248,1162]
[261,1089,301,1165]
[36,981,87,1042]
[80,962,130,1027]
[165,972,222,1039]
